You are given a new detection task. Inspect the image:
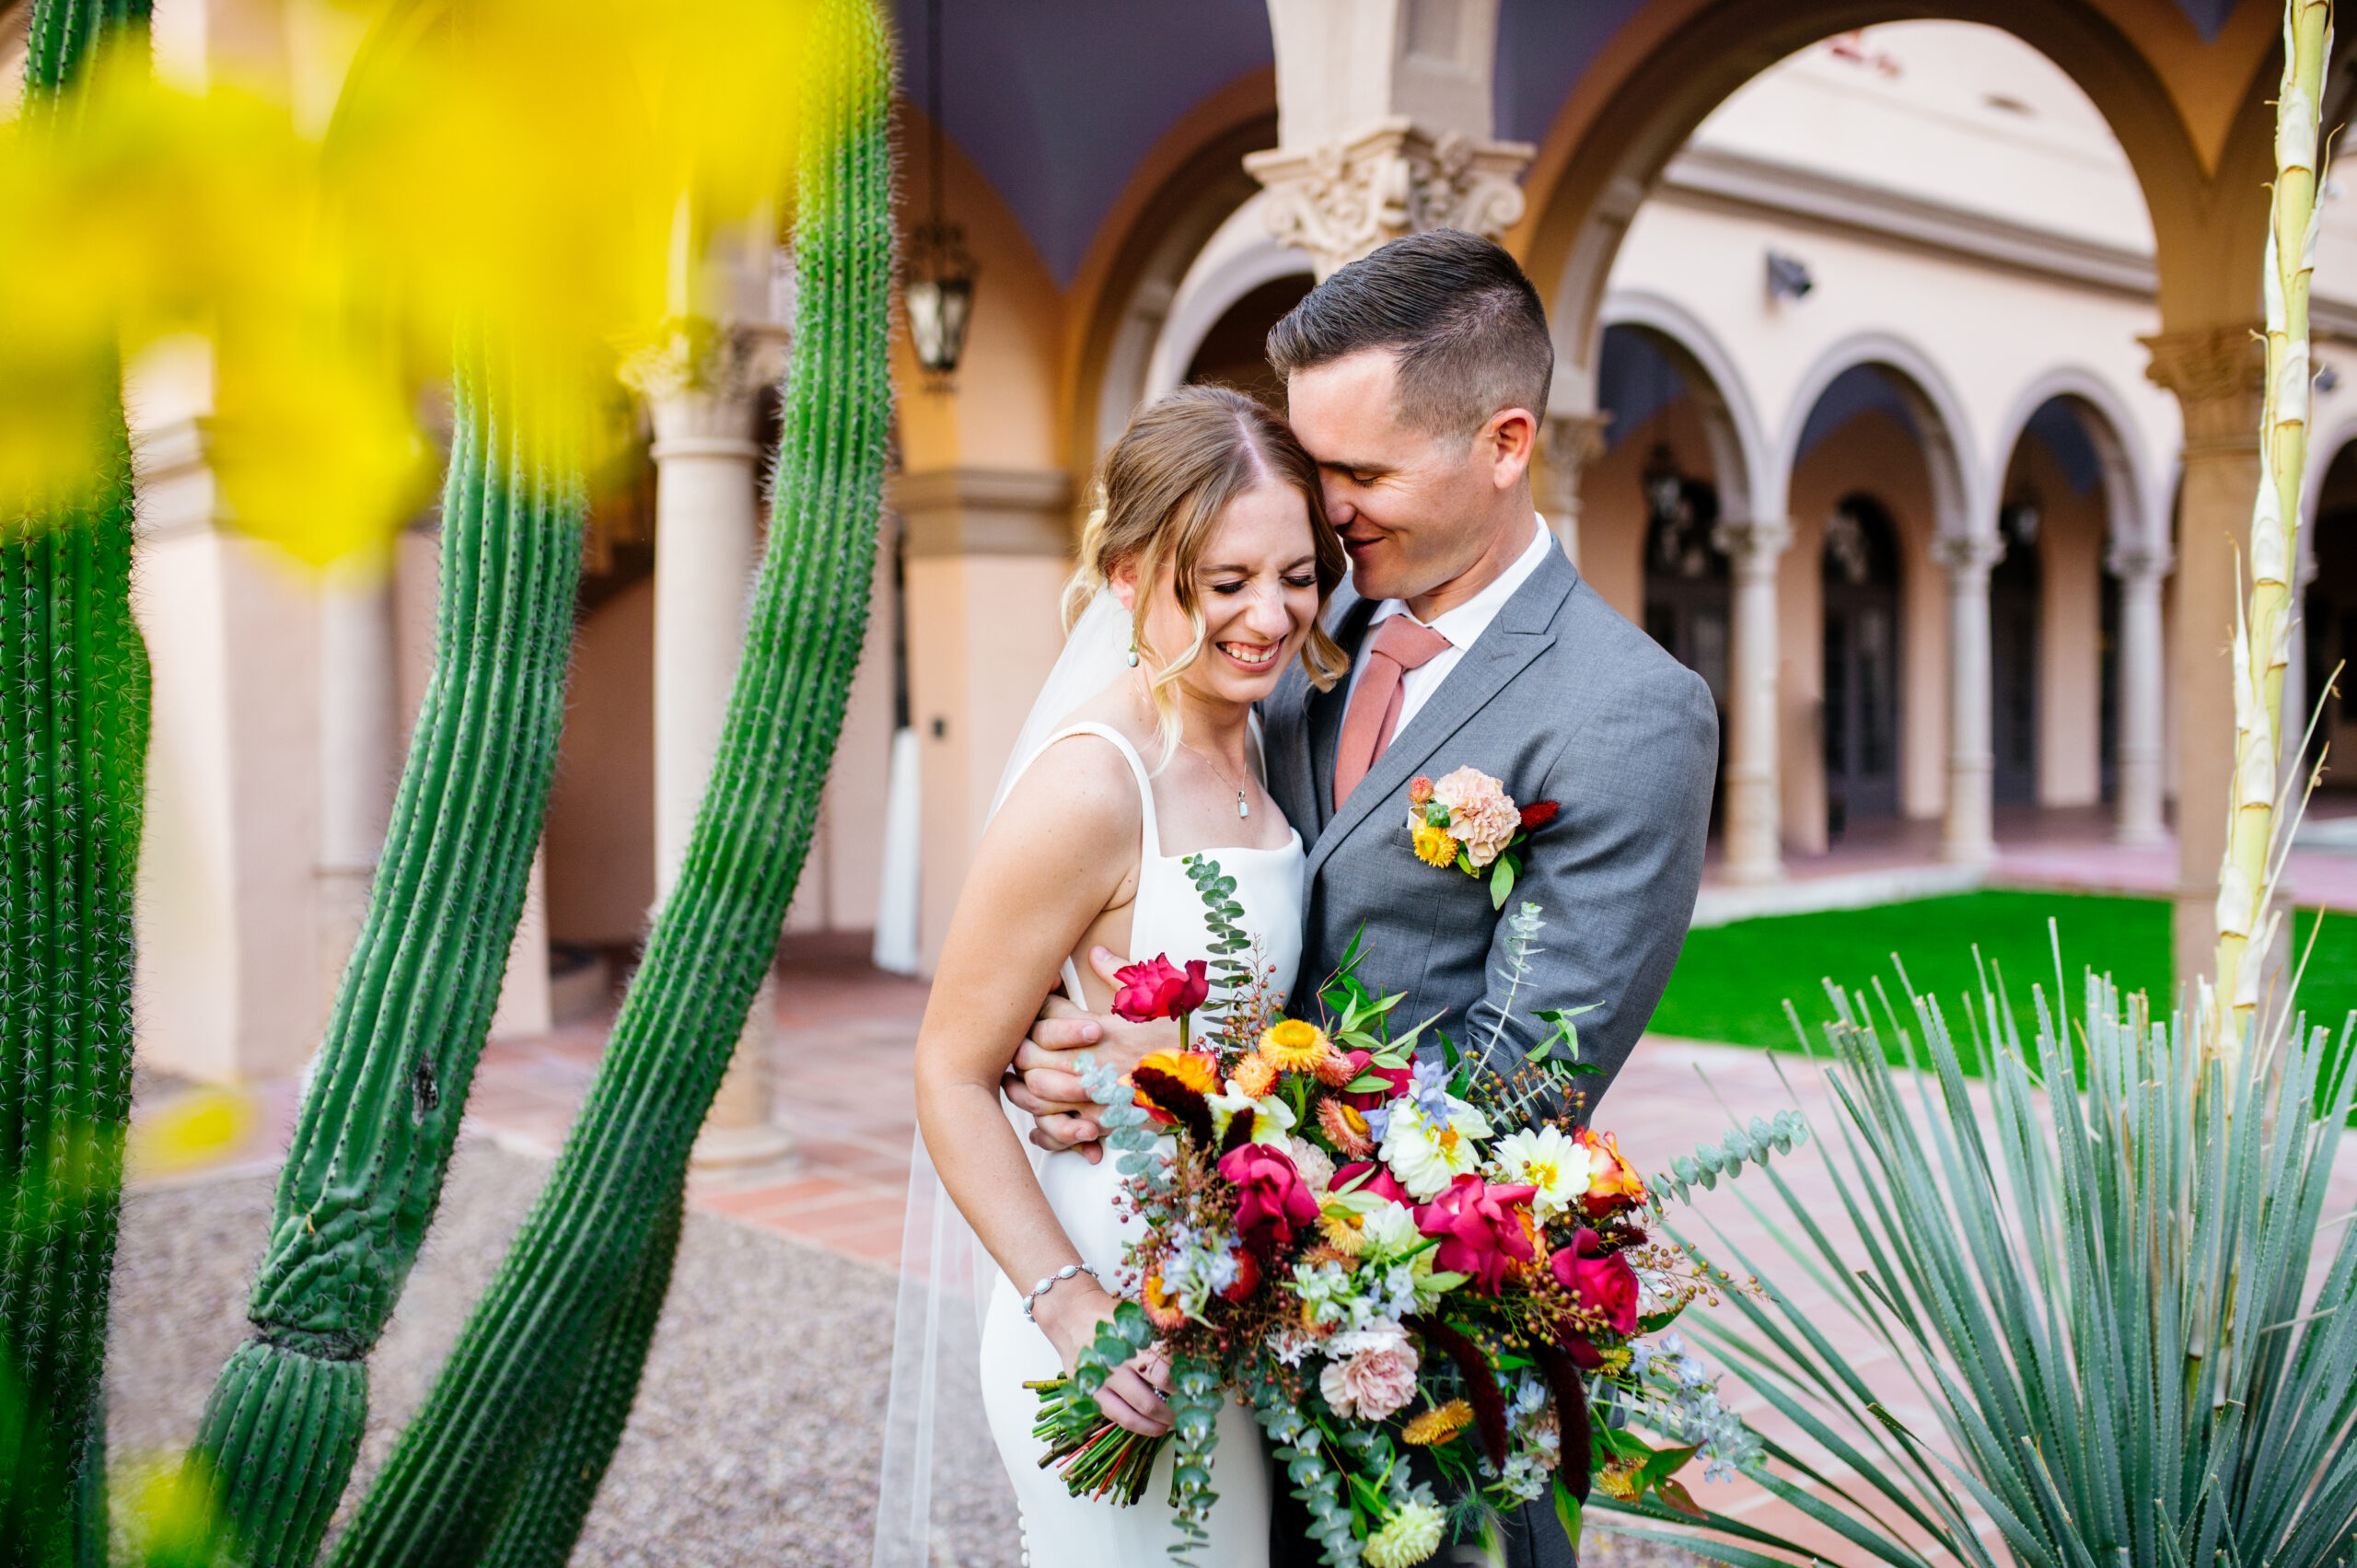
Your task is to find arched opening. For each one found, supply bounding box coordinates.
[1182,272,1315,406]
[1822,494,1902,840]
[2304,440,2357,799]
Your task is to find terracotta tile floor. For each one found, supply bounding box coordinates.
[127,931,2357,1563]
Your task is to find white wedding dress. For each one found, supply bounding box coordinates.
[977,720,1302,1568]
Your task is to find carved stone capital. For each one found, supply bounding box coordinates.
[1713,515,1793,573]
[2141,325,2264,447]
[621,318,790,454]
[1533,412,1610,517]
[2107,540,2172,582]
[1932,530,2006,582]
[1245,119,1536,277]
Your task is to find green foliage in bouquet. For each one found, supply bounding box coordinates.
[181,350,586,1566]
[326,5,893,1560]
[2,4,153,1564]
[1596,957,2357,1568]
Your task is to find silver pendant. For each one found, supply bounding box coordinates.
[1237,790,1249,819]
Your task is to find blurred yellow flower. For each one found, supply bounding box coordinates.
[1411,819,1457,867]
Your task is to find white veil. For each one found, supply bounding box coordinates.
[869,589,1134,1568]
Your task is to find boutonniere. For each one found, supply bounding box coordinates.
[1404,766,1558,909]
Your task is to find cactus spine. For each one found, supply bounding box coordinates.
[2,6,153,1566]
[2214,0,2331,1039]
[331,3,894,1558]
[181,354,585,1564]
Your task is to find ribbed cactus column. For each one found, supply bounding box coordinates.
[1,6,153,1567]
[331,4,892,1559]
[180,356,584,1566]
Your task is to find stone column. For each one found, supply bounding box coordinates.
[1247,0,1534,277]
[2108,540,2170,846]
[1536,412,1608,564]
[317,553,400,1004]
[628,319,795,1169]
[1715,516,1792,884]
[2143,326,2263,989]
[1934,533,2004,866]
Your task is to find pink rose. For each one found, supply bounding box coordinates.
[1219,1143,1321,1254]
[1432,767,1522,868]
[1331,1159,1411,1206]
[1318,1327,1421,1420]
[1550,1226,1641,1335]
[1111,955,1210,1022]
[1413,1173,1538,1295]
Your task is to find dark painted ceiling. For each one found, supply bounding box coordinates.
[902,0,2245,291]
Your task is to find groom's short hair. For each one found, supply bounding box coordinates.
[1265,228,1552,441]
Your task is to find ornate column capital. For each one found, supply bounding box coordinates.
[1245,120,1535,278]
[1932,531,2006,582]
[1713,515,1793,580]
[1534,412,1609,517]
[621,317,790,455]
[2107,539,2173,582]
[2141,325,2264,450]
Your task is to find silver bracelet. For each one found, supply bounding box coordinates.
[1021,1261,1100,1323]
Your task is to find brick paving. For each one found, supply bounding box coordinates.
[126,923,2357,1564]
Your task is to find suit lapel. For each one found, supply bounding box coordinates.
[1303,550,1577,889]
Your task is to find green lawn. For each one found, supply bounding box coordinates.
[1654,890,2357,1066]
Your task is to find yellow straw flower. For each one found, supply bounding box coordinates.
[1399,1400,1474,1446]
[1411,819,1458,867]
[1318,1212,1370,1257]
[1258,1017,1332,1073]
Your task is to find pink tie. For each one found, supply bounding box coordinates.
[1334,615,1452,809]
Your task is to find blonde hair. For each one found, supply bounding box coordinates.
[1064,385,1349,759]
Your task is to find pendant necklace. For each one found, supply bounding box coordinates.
[1187,742,1252,819]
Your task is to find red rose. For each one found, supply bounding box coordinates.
[1330,1160,1411,1206]
[1218,1143,1321,1254]
[1111,955,1210,1022]
[1413,1173,1538,1295]
[1550,1226,1641,1335]
[1518,800,1559,830]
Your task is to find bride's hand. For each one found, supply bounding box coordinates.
[1033,1281,1176,1438]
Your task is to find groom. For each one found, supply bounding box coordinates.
[1007,230,1717,1565]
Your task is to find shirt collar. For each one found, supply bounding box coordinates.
[1367,516,1555,649]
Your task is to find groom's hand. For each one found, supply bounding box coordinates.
[1002,946,1177,1162]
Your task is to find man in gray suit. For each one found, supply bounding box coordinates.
[1007,230,1717,1566]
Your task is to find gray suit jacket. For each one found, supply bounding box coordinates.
[1263,543,1717,1109]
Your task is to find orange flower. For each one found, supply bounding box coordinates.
[1400,1400,1474,1446]
[1574,1127,1650,1216]
[1136,1049,1218,1096]
[1230,1053,1279,1098]
[1310,1046,1358,1087]
[1141,1273,1188,1330]
[1409,775,1434,806]
[1259,1018,1332,1073]
[1318,1098,1376,1157]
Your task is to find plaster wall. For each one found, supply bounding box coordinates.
[2003,436,2107,809]
[1572,396,1720,628]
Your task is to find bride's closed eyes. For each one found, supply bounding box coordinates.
[1202,559,1319,596]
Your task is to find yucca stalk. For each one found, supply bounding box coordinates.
[180,351,584,1566]
[1,6,153,1566]
[329,5,892,1561]
[2215,0,2332,1039]
[1592,964,2357,1568]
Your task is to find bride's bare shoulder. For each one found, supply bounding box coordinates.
[984,724,1144,867]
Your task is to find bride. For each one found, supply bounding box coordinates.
[911,384,1348,1565]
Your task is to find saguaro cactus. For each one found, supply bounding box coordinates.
[1,5,153,1566]
[331,2,893,1558]
[2214,0,2331,1037]
[181,354,584,1564]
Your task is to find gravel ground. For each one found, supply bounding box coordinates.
[106,1139,1697,1568]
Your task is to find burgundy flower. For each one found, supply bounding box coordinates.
[1111,955,1210,1022]
[1218,1143,1321,1254]
[1550,1226,1641,1335]
[1341,1057,1413,1112]
[1517,800,1560,830]
[1413,1174,1538,1295]
[1330,1160,1411,1206]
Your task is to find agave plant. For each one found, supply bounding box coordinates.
[1591,958,2357,1567]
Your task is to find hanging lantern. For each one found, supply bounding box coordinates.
[908,0,976,381]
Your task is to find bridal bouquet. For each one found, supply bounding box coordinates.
[1028,860,1795,1566]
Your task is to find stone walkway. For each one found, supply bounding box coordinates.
[123,932,2357,1566]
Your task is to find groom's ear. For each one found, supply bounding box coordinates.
[1482,406,1538,489]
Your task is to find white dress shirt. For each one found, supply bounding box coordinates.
[1343,516,1557,738]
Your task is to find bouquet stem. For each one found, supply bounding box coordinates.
[1026,1376,1167,1504]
